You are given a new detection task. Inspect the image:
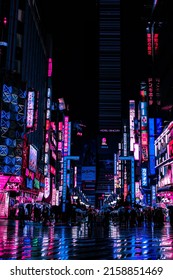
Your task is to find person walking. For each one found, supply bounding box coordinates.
[129,208,137,227]
[169,207,173,227]
[87,206,95,230]
[18,203,25,227]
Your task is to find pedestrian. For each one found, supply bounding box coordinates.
[103,211,110,228]
[87,206,95,230]
[124,207,130,227]
[136,208,143,226]
[169,208,173,227]
[34,204,41,222]
[129,208,137,227]
[18,204,25,227]
[118,207,125,227]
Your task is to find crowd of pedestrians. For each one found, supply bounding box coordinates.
[9,200,173,230]
[10,203,56,227]
[113,205,166,228]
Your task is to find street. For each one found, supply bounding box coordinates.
[0,219,173,260]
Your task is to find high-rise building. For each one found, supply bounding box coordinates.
[96,0,122,206]
[142,0,173,204]
[0,0,51,217]
[130,0,173,205]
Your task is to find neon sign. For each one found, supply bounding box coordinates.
[26,91,35,128]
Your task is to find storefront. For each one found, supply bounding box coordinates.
[157,185,173,205]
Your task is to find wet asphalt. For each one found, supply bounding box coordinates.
[0,219,173,260]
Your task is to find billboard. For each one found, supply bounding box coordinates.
[129,100,135,152]
[0,175,10,189]
[0,84,26,175]
[26,91,35,128]
[149,118,155,175]
[141,168,148,187]
[81,166,96,182]
[28,145,37,173]
[63,116,69,156]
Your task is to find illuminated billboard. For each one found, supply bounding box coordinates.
[0,83,26,175]
[101,137,108,148]
[81,166,96,182]
[149,118,155,175]
[169,140,173,158]
[148,78,154,106]
[141,168,147,187]
[26,178,33,189]
[48,58,52,77]
[156,118,162,136]
[63,116,69,156]
[134,143,139,160]
[155,78,161,107]
[44,86,52,199]
[58,98,66,111]
[146,25,152,56]
[28,145,37,173]
[140,100,148,162]
[0,175,10,189]
[129,100,135,152]
[26,91,35,128]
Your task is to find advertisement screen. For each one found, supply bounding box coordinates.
[141,168,148,187]
[26,91,35,128]
[81,166,96,182]
[26,178,33,189]
[28,145,37,173]
[169,140,173,158]
[0,175,10,189]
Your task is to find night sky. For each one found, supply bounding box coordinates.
[39,1,147,134]
[121,0,147,118]
[39,1,97,135]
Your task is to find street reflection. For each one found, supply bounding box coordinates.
[0,220,173,260]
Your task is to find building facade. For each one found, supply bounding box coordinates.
[96,0,122,207]
[0,0,50,217]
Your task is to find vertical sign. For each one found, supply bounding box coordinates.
[44,87,51,198]
[63,116,69,156]
[26,91,35,128]
[149,118,155,175]
[129,100,135,152]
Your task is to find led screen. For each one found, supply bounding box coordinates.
[28,145,37,173]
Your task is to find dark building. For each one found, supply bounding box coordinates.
[0,0,50,217]
[142,0,173,204]
[0,0,48,158]
[152,0,173,118]
[139,0,173,118]
[96,0,122,206]
[125,0,173,205]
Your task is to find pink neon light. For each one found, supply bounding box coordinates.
[58,142,62,151]
[0,175,10,189]
[134,143,139,160]
[50,165,56,175]
[3,17,7,25]
[52,151,57,160]
[64,116,69,155]
[154,33,159,53]
[147,33,152,55]
[59,122,63,131]
[48,58,52,77]
[51,122,56,131]
[46,120,50,130]
[141,132,148,145]
[148,77,154,105]
[9,176,23,183]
